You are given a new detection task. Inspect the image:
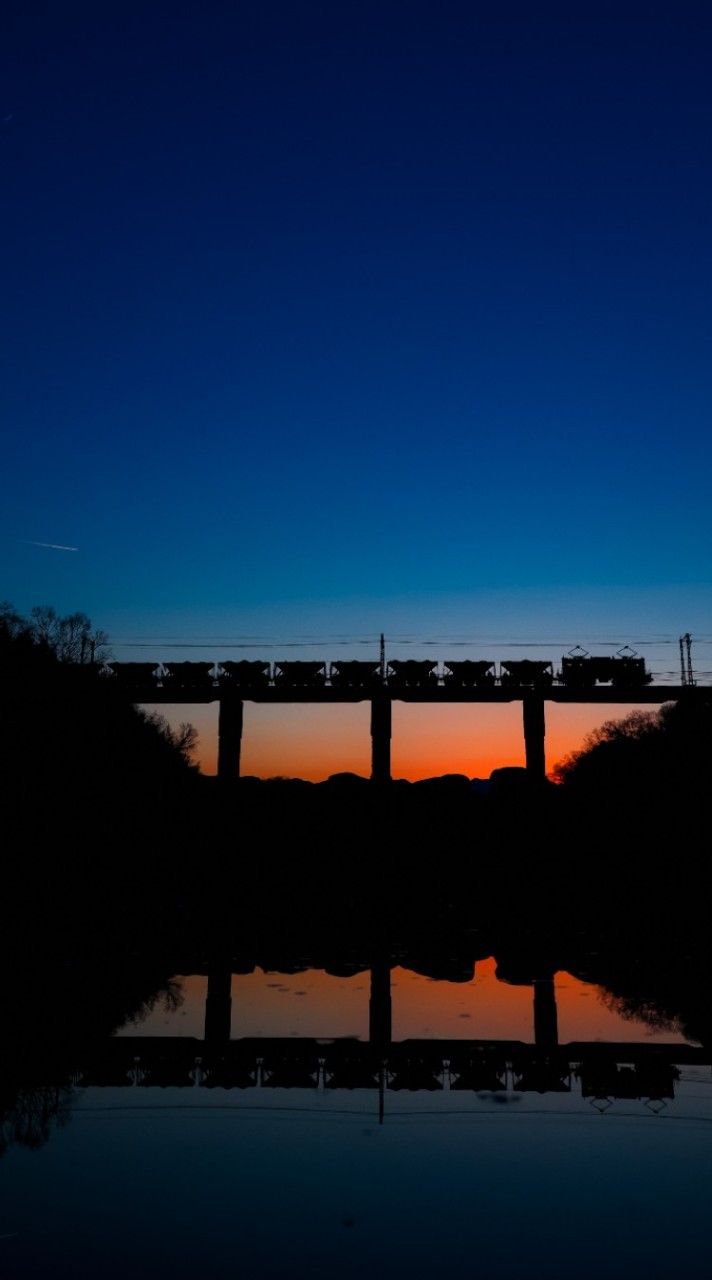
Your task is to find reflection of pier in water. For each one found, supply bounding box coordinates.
[74,962,699,1108]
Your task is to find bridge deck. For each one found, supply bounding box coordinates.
[100,682,695,705]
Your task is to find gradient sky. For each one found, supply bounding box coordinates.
[3,1,711,778]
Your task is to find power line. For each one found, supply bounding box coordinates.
[106,634,712,647]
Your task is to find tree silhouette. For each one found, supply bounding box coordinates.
[551,709,661,785]
[28,604,110,663]
[0,601,199,793]
[1,600,110,665]
[552,699,712,797]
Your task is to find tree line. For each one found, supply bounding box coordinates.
[0,601,199,790]
[552,697,712,797]
[0,601,110,665]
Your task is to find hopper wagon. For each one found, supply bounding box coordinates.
[442,660,496,687]
[328,660,383,687]
[220,660,271,689]
[62,661,105,687]
[161,662,218,689]
[499,660,554,688]
[387,659,439,688]
[272,661,327,687]
[105,662,165,688]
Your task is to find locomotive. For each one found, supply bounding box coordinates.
[557,655,652,688]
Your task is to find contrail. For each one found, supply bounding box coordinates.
[24,540,79,552]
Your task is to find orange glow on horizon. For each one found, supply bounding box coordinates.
[155,700,655,782]
[117,956,689,1045]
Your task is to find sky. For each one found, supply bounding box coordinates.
[2,0,711,779]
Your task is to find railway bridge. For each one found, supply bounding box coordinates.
[85,653,701,782]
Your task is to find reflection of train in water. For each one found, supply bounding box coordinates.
[99,652,655,690]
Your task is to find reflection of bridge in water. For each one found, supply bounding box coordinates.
[74,963,703,1111]
[76,1036,693,1113]
[80,652,704,781]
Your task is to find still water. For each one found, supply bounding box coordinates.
[2,947,711,1279]
[115,957,692,1043]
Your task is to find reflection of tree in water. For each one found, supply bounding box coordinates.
[599,989,682,1036]
[587,944,712,1049]
[0,1081,74,1158]
[1,972,185,1156]
[121,976,185,1028]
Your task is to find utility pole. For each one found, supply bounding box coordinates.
[679,633,693,686]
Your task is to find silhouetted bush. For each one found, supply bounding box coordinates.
[553,698,712,803]
[1,602,200,809]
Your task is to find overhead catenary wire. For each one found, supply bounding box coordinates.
[97,632,712,686]
[106,635,712,648]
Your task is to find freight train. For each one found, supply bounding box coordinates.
[95,652,654,690]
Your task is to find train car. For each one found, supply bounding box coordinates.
[387,659,439,688]
[104,662,165,687]
[220,660,271,689]
[272,661,327,687]
[499,660,554,687]
[160,662,218,689]
[442,660,496,687]
[60,661,106,688]
[328,660,383,687]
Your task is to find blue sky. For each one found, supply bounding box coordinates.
[2,1,711,772]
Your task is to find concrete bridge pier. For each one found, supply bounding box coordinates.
[217,698,244,784]
[370,692,392,783]
[523,693,546,781]
[369,957,392,1048]
[204,961,233,1046]
[533,974,559,1048]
